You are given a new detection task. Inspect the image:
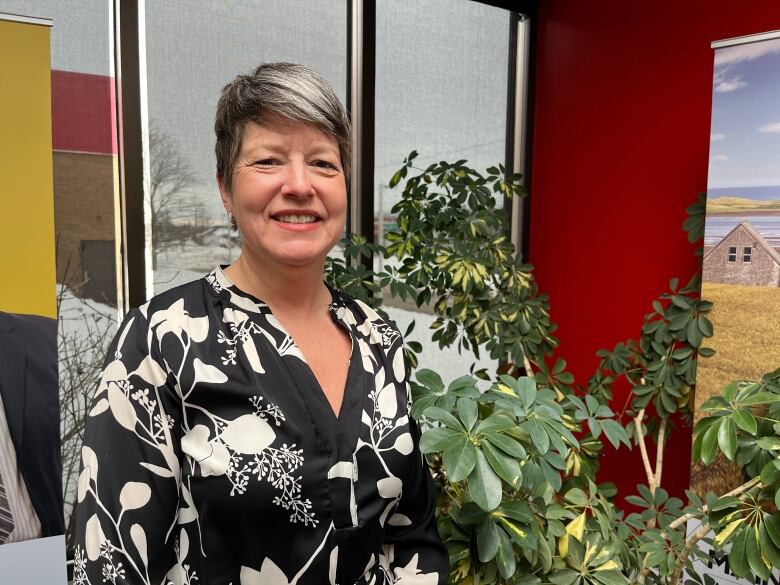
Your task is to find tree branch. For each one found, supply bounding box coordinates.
[654,416,667,489]
[634,409,655,491]
[667,476,762,531]
[522,352,533,376]
[668,520,710,585]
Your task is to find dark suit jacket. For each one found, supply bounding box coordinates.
[0,311,64,537]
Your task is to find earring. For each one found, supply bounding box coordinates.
[228,212,236,229]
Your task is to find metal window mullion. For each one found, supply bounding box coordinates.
[510,14,533,260]
[348,0,375,244]
[115,0,150,311]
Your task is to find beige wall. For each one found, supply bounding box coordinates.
[53,150,117,303]
[703,226,780,287]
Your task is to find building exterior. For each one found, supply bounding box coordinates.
[703,221,780,287]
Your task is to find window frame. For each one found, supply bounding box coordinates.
[114,0,534,310]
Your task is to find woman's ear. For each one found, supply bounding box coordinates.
[217,172,231,214]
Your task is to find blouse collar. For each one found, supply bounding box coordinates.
[205,265,350,317]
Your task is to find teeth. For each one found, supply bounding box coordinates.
[276,214,318,224]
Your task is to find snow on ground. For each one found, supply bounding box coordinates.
[384,304,497,383]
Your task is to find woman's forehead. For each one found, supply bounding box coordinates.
[240,118,338,153]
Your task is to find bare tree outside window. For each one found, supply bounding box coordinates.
[147,124,205,265]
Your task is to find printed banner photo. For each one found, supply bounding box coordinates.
[687,31,780,585]
[0,12,67,585]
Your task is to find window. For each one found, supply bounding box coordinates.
[374,0,513,379]
[743,246,752,262]
[728,246,737,262]
[144,0,348,295]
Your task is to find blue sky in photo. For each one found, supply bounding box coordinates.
[708,36,780,192]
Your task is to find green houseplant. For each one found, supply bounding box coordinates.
[327,154,780,584]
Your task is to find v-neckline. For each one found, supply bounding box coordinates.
[208,265,360,425]
[281,302,355,423]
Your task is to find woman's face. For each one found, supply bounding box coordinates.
[220,116,347,270]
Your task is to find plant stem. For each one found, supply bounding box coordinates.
[634,409,655,492]
[522,352,533,376]
[654,417,667,489]
[668,520,710,585]
[667,476,762,531]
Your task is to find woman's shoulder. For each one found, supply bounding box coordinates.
[330,288,405,344]
[134,276,215,323]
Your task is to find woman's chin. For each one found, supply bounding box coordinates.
[264,247,331,270]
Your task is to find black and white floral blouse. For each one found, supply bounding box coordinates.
[73,266,448,585]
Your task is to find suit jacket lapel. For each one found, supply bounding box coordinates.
[0,321,26,459]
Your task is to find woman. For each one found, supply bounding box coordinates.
[73,63,448,585]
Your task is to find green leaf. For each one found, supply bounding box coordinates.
[549,569,579,585]
[482,441,522,488]
[765,514,780,549]
[746,526,770,580]
[592,570,629,585]
[424,407,464,431]
[759,522,780,569]
[701,421,720,465]
[498,516,535,548]
[687,319,703,347]
[756,437,780,451]
[415,368,444,392]
[517,377,536,409]
[484,433,527,459]
[671,295,692,309]
[600,418,630,449]
[419,427,461,453]
[739,391,780,405]
[563,488,588,507]
[410,395,437,420]
[468,449,502,511]
[538,533,553,572]
[717,418,737,460]
[475,413,516,435]
[760,459,780,485]
[729,528,749,578]
[476,518,499,562]
[710,496,742,512]
[732,410,758,435]
[527,419,550,455]
[499,500,533,523]
[456,502,488,526]
[456,398,478,432]
[442,436,477,482]
[698,315,714,337]
[495,526,516,580]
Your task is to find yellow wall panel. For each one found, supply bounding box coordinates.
[0,19,56,318]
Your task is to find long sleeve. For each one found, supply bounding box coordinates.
[73,309,182,585]
[380,365,449,584]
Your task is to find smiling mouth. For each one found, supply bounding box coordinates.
[272,214,320,224]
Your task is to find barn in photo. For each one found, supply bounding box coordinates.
[703,221,780,287]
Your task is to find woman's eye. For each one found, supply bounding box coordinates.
[313,160,338,171]
[255,158,279,166]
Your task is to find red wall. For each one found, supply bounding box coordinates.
[51,70,116,155]
[528,2,780,501]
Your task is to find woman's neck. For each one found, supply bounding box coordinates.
[224,252,331,316]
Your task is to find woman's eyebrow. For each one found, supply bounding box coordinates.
[241,140,287,154]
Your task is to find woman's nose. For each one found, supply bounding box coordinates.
[280,160,314,198]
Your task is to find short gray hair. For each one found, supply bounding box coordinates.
[215,62,351,193]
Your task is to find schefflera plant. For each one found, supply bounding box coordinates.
[413,371,629,584]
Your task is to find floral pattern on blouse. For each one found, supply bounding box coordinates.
[73,266,448,585]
